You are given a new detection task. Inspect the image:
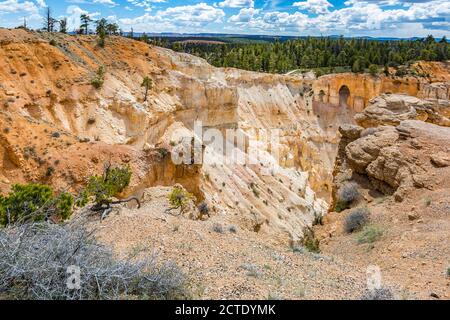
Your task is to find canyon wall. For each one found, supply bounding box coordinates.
[1,29,448,244]
[313,61,450,113]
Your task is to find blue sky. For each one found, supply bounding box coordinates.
[0,0,449,37]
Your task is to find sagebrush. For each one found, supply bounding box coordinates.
[361,288,394,300]
[357,225,383,244]
[335,182,360,212]
[0,220,188,300]
[344,207,370,233]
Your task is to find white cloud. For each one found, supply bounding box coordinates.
[120,3,225,31]
[35,0,46,8]
[0,0,39,14]
[125,0,164,12]
[2,0,445,36]
[226,0,450,35]
[159,3,224,23]
[66,5,100,31]
[93,0,118,7]
[218,0,254,8]
[64,0,118,6]
[228,7,259,23]
[261,11,310,31]
[106,14,117,21]
[293,0,334,15]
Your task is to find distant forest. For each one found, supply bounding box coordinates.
[150,36,450,75]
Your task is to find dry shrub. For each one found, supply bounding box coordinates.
[344,207,370,233]
[0,219,188,300]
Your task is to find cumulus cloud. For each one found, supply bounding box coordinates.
[66,5,100,31]
[63,0,118,6]
[158,3,225,25]
[2,0,445,36]
[227,0,450,35]
[217,0,254,8]
[293,0,334,15]
[93,0,118,7]
[125,0,164,12]
[120,3,225,31]
[0,0,39,14]
[228,7,260,23]
[35,0,46,8]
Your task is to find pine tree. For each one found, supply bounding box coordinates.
[149,36,450,75]
[106,23,119,35]
[80,14,92,35]
[95,18,107,35]
[369,64,378,76]
[352,59,361,73]
[141,76,153,102]
[141,32,149,43]
[59,18,68,34]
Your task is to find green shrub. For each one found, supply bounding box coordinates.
[250,182,260,198]
[168,186,193,209]
[91,66,105,89]
[91,79,103,89]
[357,225,383,244]
[334,201,347,213]
[368,64,378,76]
[344,207,370,233]
[303,229,320,253]
[0,184,74,226]
[98,29,106,48]
[85,165,131,207]
[46,166,55,177]
[395,67,408,77]
[56,192,75,220]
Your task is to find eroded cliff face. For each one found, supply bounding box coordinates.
[313,61,450,113]
[1,29,448,245]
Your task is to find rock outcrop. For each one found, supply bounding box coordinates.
[355,94,450,128]
[319,99,450,300]
[343,121,450,201]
